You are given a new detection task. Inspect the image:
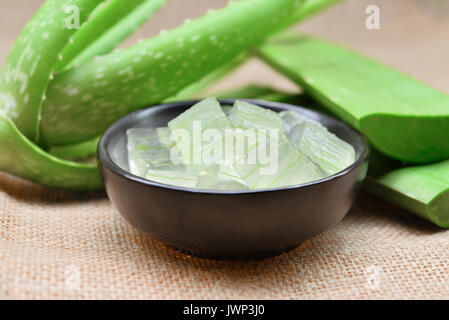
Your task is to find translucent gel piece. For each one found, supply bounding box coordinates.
[281,111,355,175]
[168,97,233,167]
[126,127,186,179]
[229,101,323,189]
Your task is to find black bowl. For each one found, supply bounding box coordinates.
[98,99,369,260]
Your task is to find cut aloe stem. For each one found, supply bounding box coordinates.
[258,33,449,164]
[0,117,101,189]
[229,100,323,189]
[54,0,167,71]
[41,0,305,146]
[280,110,355,176]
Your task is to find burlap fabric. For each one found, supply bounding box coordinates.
[1,172,448,300]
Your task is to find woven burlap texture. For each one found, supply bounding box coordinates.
[1,172,448,300]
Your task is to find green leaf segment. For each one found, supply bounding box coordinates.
[258,33,449,165]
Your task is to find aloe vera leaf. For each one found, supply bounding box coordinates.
[0,0,105,141]
[216,85,293,100]
[257,33,449,164]
[41,0,305,146]
[278,0,344,29]
[166,52,249,102]
[49,136,100,160]
[166,0,342,103]
[0,116,101,189]
[365,152,449,228]
[56,0,168,71]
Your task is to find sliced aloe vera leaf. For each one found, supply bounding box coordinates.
[41,0,305,145]
[144,169,199,188]
[229,101,323,189]
[56,0,168,71]
[49,136,100,161]
[156,127,172,147]
[0,0,105,141]
[127,127,181,176]
[127,127,198,188]
[280,111,355,176]
[229,100,283,131]
[0,116,101,189]
[168,97,233,166]
[196,165,248,191]
[258,33,449,164]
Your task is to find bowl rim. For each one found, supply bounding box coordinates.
[98,99,370,195]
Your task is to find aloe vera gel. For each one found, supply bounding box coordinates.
[126,98,356,190]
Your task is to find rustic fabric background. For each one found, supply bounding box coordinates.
[1,0,449,300]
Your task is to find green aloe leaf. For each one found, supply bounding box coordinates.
[49,136,100,160]
[166,52,250,102]
[41,0,305,146]
[0,116,101,189]
[366,151,449,228]
[54,0,167,71]
[0,0,105,141]
[257,33,449,164]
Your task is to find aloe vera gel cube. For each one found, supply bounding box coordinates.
[280,111,356,175]
[229,101,324,189]
[168,97,233,167]
[126,128,197,188]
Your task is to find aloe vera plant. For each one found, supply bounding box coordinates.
[2,0,327,189]
[258,33,449,164]
[41,0,305,146]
